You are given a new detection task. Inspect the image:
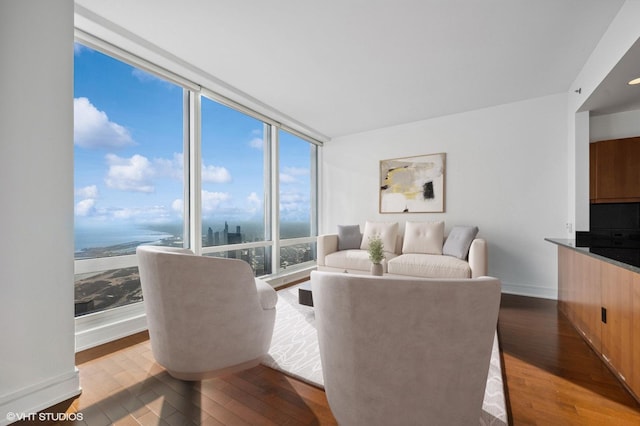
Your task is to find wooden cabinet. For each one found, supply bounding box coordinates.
[557,246,640,399]
[577,252,602,350]
[558,247,601,350]
[590,136,640,203]
[557,245,571,315]
[633,275,640,394]
[600,262,634,383]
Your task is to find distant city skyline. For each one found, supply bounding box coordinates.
[74,219,311,257]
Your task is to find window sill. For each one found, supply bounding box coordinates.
[75,265,316,352]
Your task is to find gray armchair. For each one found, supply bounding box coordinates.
[136,245,277,380]
[311,271,501,425]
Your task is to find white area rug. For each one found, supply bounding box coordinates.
[262,283,509,426]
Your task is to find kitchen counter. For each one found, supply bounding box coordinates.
[546,238,640,274]
[548,237,640,402]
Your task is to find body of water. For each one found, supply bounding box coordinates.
[75,221,310,253]
[75,225,176,252]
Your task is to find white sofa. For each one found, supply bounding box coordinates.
[317,221,487,279]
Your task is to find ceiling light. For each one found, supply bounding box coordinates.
[628,77,640,85]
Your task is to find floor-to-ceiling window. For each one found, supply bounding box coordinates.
[73,40,319,320]
[73,43,185,316]
[278,129,318,270]
[200,95,271,275]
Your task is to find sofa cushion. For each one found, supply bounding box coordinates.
[402,221,444,255]
[387,253,471,278]
[360,221,399,254]
[443,225,479,259]
[337,224,362,250]
[325,250,395,271]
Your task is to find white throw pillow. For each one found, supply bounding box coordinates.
[402,221,444,255]
[360,221,399,254]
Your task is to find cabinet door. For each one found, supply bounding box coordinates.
[632,273,640,396]
[600,262,634,384]
[594,137,640,202]
[557,246,572,317]
[574,251,602,351]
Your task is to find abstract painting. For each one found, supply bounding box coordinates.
[380,153,446,213]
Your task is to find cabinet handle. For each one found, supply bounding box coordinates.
[601,307,607,324]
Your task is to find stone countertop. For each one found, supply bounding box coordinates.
[546,238,640,275]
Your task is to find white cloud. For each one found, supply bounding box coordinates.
[247,192,261,205]
[112,207,136,220]
[248,129,264,149]
[247,192,262,214]
[132,68,161,83]
[280,166,309,184]
[280,191,306,211]
[202,164,232,183]
[75,198,96,216]
[75,185,99,217]
[74,97,134,149]
[249,137,263,149]
[131,69,175,90]
[171,199,184,213]
[202,190,231,214]
[279,191,310,221]
[76,185,98,198]
[284,166,309,176]
[76,202,180,223]
[105,154,155,193]
[111,205,168,220]
[280,173,296,183]
[155,153,184,180]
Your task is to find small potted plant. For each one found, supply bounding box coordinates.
[367,235,385,276]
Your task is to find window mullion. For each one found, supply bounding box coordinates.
[189,92,202,255]
[310,144,319,238]
[271,125,280,274]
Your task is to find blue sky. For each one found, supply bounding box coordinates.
[74,43,312,237]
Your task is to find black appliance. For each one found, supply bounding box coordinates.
[578,203,640,266]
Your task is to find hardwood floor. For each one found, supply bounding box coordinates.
[25,293,640,425]
[72,333,336,426]
[499,294,640,425]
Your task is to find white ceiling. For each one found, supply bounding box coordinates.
[75,0,627,139]
[580,37,640,116]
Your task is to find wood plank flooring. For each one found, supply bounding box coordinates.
[20,293,640,425]
[73,335,336,425]
[499,294,640,425]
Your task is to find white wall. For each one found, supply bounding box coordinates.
[0,1,79,422]
[590,109,640,142]
[568,0,640,232]
[322,93,568,298]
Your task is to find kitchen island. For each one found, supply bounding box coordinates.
[547,238,640,403]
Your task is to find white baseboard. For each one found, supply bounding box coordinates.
[501,281,557,300]
[0,370,80,426]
